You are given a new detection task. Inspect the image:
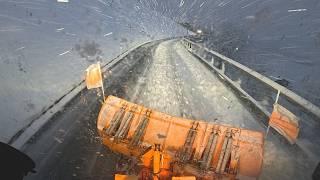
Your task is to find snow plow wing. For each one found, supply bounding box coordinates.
[97,96,264,179]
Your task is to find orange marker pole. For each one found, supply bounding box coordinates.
[266,90,281,137]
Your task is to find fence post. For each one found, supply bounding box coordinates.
[221,62,225,74]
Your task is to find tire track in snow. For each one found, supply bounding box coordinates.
[137,40,182,117]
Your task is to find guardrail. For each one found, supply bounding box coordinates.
[182,38,320,120]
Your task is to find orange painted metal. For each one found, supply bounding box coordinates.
[269,104,299,144]
[172,177,196,180]
[85,63,103,89]
[98,96,264,179]
[152,144,161,179]
[115,174,138,180]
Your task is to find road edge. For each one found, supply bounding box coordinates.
[10,37,178,150]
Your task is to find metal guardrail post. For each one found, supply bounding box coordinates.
[221,62,226,74]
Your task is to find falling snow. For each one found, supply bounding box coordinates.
[0,0,320,180]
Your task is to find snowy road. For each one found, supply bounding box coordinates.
[137,40,262,130]
[23,39,316,180]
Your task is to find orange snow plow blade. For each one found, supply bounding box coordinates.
[98,96,264,179]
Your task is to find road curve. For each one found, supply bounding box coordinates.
[24,40,315,180]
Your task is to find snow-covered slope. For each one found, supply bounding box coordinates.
[0,0,186,142]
